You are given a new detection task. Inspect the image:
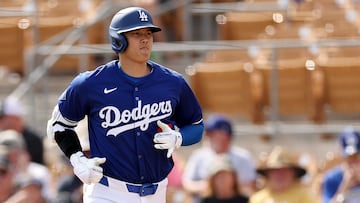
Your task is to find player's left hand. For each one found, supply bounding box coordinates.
[70,151,106,184]
[154,120,182,158]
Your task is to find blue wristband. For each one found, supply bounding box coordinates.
[179,122,204,146]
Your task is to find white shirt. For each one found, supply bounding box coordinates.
[183,145,257,184]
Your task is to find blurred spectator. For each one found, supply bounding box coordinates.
[249,146,320,203]
[183,114,256,203]
[54,172,83,203]
[0,129,53,202]
[321,127,360,203]
[0,96,45,165]
[167,152,187,203]
[0,145,13,202]
[5,174,46,203]
[0,144,45,203]
[201,154,249,203]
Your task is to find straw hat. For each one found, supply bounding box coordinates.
[256,146,306,178]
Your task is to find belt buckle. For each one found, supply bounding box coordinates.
[139,183,158,196]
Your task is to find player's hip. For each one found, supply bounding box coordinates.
[83,177,168,202]
[98,175,168,196]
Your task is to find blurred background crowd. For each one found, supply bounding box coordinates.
[1,0,360,202]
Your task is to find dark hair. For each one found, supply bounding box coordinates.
[207,170,240,197]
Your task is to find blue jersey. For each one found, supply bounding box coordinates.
[322,166,360,203]
[322,166,343,203]
[58,60,203,184]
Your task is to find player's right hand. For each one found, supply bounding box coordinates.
[70,151,106,184]
[154,120,182,158]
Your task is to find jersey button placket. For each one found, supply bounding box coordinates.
[134,86,146,182]
[134,87,139,103]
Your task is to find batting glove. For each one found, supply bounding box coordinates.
[154,120,182,158]
[70,151,106,184]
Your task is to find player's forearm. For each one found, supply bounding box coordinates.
[54,129,83,158]
[179,122,204,146]
[47,105,82,158]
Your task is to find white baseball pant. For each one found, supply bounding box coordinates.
[83,176,168,203]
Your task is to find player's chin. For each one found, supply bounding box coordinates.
[139,50,151,58]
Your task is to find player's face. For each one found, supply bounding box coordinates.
[266,167,296,192]
[123,28,153,62]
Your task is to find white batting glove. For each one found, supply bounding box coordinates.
[70,151,106,184]
[154,120,182,158]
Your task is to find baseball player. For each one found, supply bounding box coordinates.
[47,6,204,203]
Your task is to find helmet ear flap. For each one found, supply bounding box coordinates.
[117,34,128,53]
[110,33,128,54]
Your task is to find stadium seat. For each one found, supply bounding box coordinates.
[0,0,27,7]
[256,54,326,123]
[0,0,103,74]
[218,11,278,40]
[188,61,266,124]
[316,50,360,116]
[264,21,317,40]
[0,22,25,74]
[23,16,82,74]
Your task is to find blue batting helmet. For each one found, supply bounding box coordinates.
[109,7,161,53]
[339,126,360,157]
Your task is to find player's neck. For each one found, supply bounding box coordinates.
[118,60,151,77]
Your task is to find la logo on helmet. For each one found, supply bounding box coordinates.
[138,10,148,22]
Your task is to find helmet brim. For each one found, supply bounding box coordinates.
[111,25,161,34]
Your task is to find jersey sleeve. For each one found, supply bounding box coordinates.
[173,77,203,127]
[58,73,90,122]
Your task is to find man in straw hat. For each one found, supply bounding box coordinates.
[249,146,320,203]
